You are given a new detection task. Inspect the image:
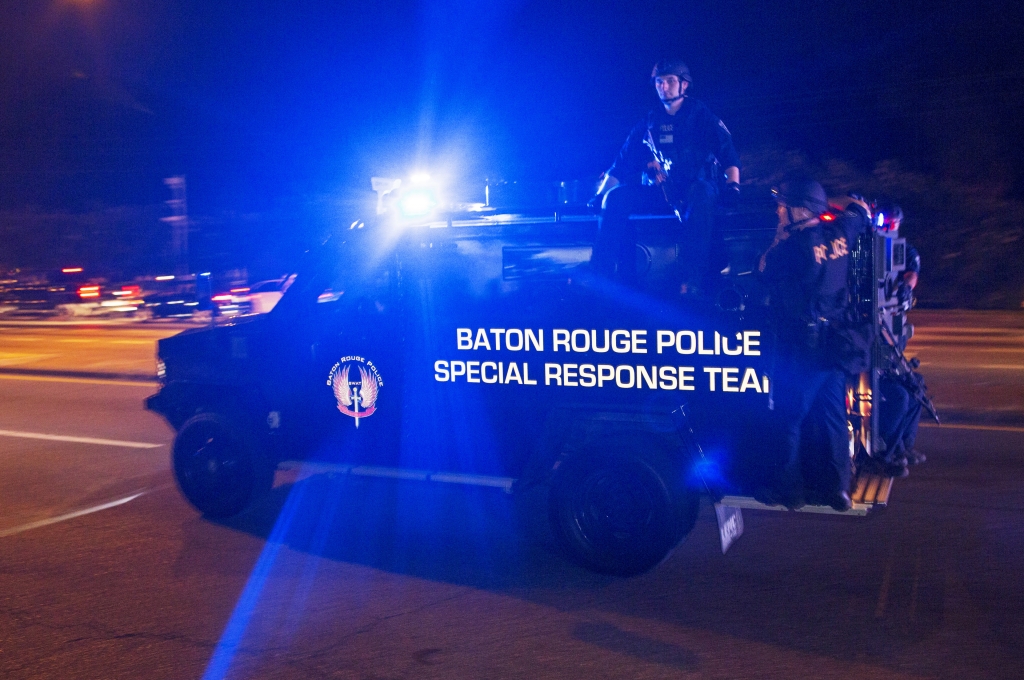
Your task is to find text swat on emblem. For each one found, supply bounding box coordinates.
[326,356,383,428]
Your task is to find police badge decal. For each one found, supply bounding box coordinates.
[326,356,383,428]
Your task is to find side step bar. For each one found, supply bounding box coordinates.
[277,460,516,492]
[719,473,894,517]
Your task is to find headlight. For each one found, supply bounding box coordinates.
[396,188,438,218]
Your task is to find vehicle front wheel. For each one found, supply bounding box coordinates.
[172,413,273,518]
[548,452,698,576]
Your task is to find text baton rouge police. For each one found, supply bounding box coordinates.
[434,327,769,393]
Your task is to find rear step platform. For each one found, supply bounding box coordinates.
[719,472,894,516]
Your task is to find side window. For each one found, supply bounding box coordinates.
[315,258,396,309]
[501,246,592,281]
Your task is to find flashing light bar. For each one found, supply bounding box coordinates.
[155,275,175,281]
[61,267,83,273]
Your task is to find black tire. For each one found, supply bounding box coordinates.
[172,412,273,518]
[548,451,699,576]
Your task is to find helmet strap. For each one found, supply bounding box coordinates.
[661,94,684,104]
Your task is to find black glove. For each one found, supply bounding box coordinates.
[896,281,913,305]
[723,181,741,208]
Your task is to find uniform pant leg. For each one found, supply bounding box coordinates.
[814,368,853,496]
[878,375,909,460]
[903,399,922,451]
[593,184,671,284]
[892,377,923,452]
[769,353,830,502]
[678,179,717,291]
[879,376,923,461]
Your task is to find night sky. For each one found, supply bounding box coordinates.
[2,0,1023,213]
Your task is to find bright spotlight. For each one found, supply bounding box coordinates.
[397,188,438,218]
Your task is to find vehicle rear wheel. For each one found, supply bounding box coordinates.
[172,413,273,518]
[548,452,698,576]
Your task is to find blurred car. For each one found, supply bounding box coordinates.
[0,268,97,313]
[140,276,203,319]
[210,287,251,317]
[246,275,295,314]
[93,284,145,315]
[143,291,202,318]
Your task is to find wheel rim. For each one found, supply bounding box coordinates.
[176,422,251,508]
[570,465,660,552]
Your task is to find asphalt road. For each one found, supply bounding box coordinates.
[0,319,192,378]
[0,312,1022,679]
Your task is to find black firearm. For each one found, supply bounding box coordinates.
[641,129,686,221]
[879,324,940,424]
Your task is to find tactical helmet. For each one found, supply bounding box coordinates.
[774,180,829,214]
[874,203,903,232]
[651,59,692,85]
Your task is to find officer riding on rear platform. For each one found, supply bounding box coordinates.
[757,180,873,512]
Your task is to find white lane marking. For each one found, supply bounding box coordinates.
[918,362,1024,371]
[0,429,164,449]
[920,423,1024,433]
[0,491,148,538]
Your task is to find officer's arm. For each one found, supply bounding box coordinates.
[758,225,791,273]
[595,173,620,197]
[902,245,920,289]
[602,123,646,192]
[708,114,741,187]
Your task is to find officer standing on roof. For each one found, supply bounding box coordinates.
[590,59,741,292]
[757,180,872,512]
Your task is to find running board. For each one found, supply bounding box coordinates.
[719,473,894,517]
[277,460,515,493]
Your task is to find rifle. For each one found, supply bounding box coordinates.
[642,129,686,221]
[879,323,940,424]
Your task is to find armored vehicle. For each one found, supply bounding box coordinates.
[146,183,910,575]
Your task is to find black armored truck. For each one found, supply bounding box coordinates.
[146,180,921,576]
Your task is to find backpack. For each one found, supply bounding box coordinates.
[827,315,875,374]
